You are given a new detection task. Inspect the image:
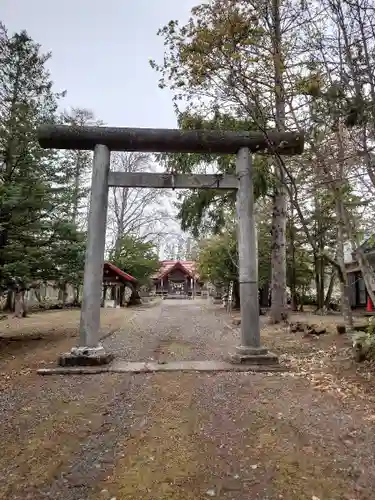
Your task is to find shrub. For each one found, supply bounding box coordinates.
[352,317,375,362]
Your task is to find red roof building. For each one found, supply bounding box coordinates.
[102,262,138,307]
[104,262,137,283]
[152,260,199,279]
[152,260,202,297]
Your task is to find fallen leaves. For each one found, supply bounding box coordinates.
[280,344,375,402]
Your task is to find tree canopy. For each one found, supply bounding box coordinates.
[3,0,375,327]
[0,25,85,296]
[109,235,160,286]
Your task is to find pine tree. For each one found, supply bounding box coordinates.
[59,107,100,227]
[0,25,85,312]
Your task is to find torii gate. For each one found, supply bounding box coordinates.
[38,125,303,367]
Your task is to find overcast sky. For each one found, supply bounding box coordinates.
[2,0,200,257]
[1,0,197,127]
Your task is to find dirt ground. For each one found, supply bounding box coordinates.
[0,307,139,389]
[1,302,375,499]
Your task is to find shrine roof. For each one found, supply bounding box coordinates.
[152,260,199,280]
[103,262,137,283]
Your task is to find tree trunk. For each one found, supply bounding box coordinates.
[34,288,41,303]
[119,285,124,307]
[291,289,298,312]
[319,253,325,310]
[270,0,287,323]
[72,152,83,225]
[335,125,353,328]
[312,188,325,313]
[233,280,240,310]
[338,277,352,327]
[318,218,325,311]
[289,210,298,311]
[314,253,323,311]
[270,186,287,322]
[324,269,335,309]
[114,187,129,253]
[314,246,325,313]
[128,287,142,306]
[5,289,14,311]
[101,285,107,307]
[14,290,24,318]
[58,282,68,307]
[21,290,28,317]
[299,288,305,312]
[74,286,80,305]
[336,201,353,328]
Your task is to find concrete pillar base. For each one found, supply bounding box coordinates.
[229,345,279,365]
[58,345,114,367]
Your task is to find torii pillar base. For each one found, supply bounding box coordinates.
[58,345,114,367]
[229,346,279,365]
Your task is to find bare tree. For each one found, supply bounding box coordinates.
[153,0,375,325]
[107,152,173,253]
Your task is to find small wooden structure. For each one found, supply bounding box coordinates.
[152,260,203,298]
[346,237,375,308]
[102,262,138,307]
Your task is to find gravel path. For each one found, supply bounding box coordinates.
[0,299,237,500]
[104,299,238,361]
[1,300,375,499]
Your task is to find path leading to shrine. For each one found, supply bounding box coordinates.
[1,299,375,499]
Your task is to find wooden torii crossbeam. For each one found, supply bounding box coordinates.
[37,125,304,367]
[107,172,239,190]
[38,125,303,154]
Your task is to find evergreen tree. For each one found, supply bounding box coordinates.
[59,107,99,228]
[0,25,85,311]
[157,111,269,238]
[110,235,160,286]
